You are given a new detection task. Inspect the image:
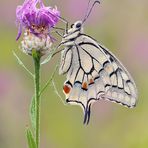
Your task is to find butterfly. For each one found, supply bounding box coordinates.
[57,0,138,124]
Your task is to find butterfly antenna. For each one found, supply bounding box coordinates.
[83,0,92,20]
[82,0,100,24]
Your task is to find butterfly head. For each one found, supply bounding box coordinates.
[66,21,83,34]
[62,21,83,46]
[71,21,83,30]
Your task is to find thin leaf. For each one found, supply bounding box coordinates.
[30,96,36,130]
[41,47,57,65]
[39,64,58,95]
[13,51,34,78]
[51,80,67,106]
[26,128,36,148]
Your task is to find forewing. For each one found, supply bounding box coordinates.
[59,47,73,75]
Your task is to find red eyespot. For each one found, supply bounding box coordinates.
[63,85,71,94]
[89,79,94,85]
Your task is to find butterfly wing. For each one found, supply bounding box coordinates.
[59,34,137,124]
[97,44,137,107]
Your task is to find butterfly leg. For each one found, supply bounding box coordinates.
[59,16,69,34]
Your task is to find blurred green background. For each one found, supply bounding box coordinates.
[0,0,148,147]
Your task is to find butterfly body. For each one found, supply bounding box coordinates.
[59,21,137,124]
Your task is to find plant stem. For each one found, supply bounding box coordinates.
[33,52,41,148]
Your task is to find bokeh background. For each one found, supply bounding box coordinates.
[0,0,148,147]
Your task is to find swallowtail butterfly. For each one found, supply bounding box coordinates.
[57,0,137,124]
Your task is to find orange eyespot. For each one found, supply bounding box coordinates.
[82,82,88,90]
[63,85,71,94]
[89,79,94,85]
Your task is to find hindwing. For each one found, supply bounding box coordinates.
[59,34,137,124]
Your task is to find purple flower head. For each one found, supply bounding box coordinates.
[16,0,60,40]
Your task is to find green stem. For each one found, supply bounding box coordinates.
[33,51,41,148]
[39,64,58,96]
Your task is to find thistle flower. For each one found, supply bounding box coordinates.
[16,0,60,56]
